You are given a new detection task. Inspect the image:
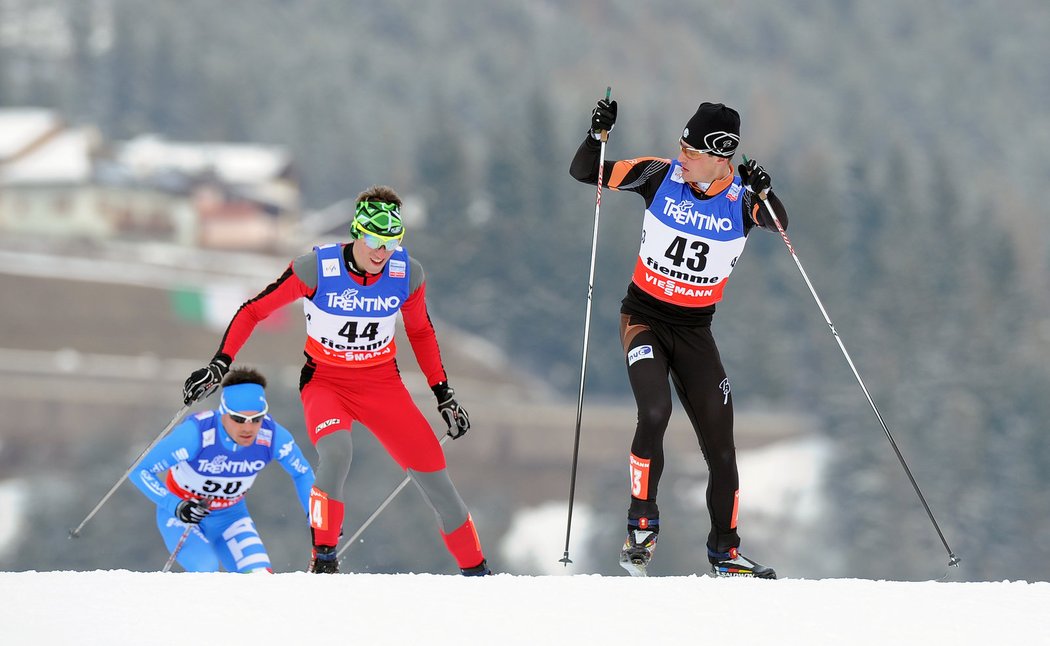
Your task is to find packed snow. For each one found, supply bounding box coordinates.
[0,570,1045,645]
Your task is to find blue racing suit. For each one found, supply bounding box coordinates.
[131,409,314,572]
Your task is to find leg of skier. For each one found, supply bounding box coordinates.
[156,508,219,572]
[619,315,673,576]
[208,507,274,573]
[362,369,488,575]
[308,430,352,573]
[671,326,775,579]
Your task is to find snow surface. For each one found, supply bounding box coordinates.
[0,571,1045,645]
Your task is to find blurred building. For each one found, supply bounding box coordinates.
[0,108,300,251]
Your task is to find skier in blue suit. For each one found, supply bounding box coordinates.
[131,367,314,572]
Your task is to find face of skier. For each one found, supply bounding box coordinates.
[677,142,733,186]
[351,235,399,274]
[222,410,265,447]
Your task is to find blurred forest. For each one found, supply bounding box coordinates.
[2,0,1049,580]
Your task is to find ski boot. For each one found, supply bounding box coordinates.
[708,547,776,579]
[308,545,339,574]
[460,559,492,576]
[619,518,659,577]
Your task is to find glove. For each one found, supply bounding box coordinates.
[182,354,231,405]
[175,498,211,525]
[738,158,772,196]
[589,98,617,139]
[432,382,471,439]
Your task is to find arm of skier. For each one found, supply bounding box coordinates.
[213,257,316,362]
[401,258,471,438]
[129,420,202,516]
[271,423,315,517]
[401,258,448,388]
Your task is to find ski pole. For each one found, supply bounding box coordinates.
[163,524,195,573]
[751,163,959,569]
[69,403,192,538]
[561,86,612,567]
[162,497,214,573]
[336,434,451,562]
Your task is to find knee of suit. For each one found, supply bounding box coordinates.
[707,446,738,471]
[636,401,672,434]
[314,431,353,496]
[408,468,469,533]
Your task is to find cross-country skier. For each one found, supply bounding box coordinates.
[570,98,788,578]
[131,367,314,572]
[182,185,490,576]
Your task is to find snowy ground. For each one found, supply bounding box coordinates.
[0,571,1045,645]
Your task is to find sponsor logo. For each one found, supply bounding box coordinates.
[643,272,715,299]
[256,428,272,447]
[388,259,407,278]
[325,288,401,312]
[315,418,340,434]
[627,345,654,366]
[645,257,720,285]
[202,428,216,447]
[174,448,189,461]
[196,455,267,475]
[140,471,168,497]
[321,258,341,277]
[318,335,391,352]
[719,378,731,405]
[727,184,741,202]
[661,197,733,232]
[289,457,311,475]
[277,439,294,460]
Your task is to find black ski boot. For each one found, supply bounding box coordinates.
[460,559,492,576]
[619,517,659,577]
[708,547,776,579]
[309,545,339,574]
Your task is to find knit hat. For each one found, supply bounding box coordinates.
[681,102,740,158]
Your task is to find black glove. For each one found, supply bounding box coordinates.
[432,382,471,439]
[738,158,772,196]
[589,98,617,139]
[175,498,211,525]
[182,354,231,405]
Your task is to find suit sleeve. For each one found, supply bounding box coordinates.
[569,135,669,206]
[271,424,315,517]
[402,258,448,387]
[130,420,202,516]
[213,258,315,362]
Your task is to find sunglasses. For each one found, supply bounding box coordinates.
[228,410,267,424]
[679,133,738,160]
[361,230,403,251]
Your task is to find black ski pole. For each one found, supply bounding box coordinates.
[561,86,612,567]
[750,160,959,569]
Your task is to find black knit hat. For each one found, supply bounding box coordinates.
[681,102,740,158]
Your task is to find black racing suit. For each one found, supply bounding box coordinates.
[569,135,788,553]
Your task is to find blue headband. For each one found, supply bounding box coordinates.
[220,382,268,416]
